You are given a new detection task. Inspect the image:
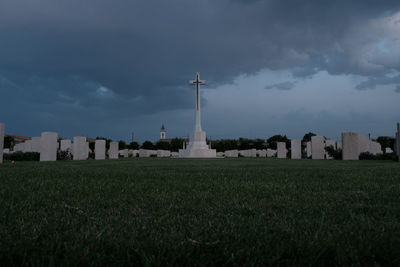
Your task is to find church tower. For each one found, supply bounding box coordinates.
[160,124,166,140]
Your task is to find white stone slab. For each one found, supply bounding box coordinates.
[397,123,400,161]
[23,140,33,153]
[171,152,179,157]
[0,123,4,164]
[367,141,382,155]
[225,150,239,157]
[358,135,368,154]
[40,132,58,162]
[31,137,41,152]
[108,142,119,159]
[311,136,325,160]
[258,149,267,158]
[342,132,359,160]
[267,149,277,158]
[336,141,342,150]
[3,148,10,154]
[95,140,106,160]
[291,140,301,159]
[119,149,129,158]
[277,142,287,159]
[306,142,312,158]
[73,136,87,160]
[60,139,72,152]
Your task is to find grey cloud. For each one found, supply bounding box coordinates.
[356,75,400,90]
[265,81,296,90]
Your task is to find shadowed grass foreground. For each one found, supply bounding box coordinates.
[1,158,400,266]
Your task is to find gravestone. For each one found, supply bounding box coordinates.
[225,150,239,157]
[386,147,393,153]
[40,132,58,161]
[358,135,368,154]
[342,132,359,160]
[0,123,4,164]
[31,137,41,152]
[60,139,72,152]
[73,136,87,160]
[311,136,325,159]
[258,149,267,158]
[95,140,106,160]
[216,152,224,157]
[291,140,301,159]
[108,142,119,159]
[277,142,287,159]
[23,140,33,152]
[157,150,171,157]
[119,149,129,158]
[171,152,179,157]
[267,149,277,157]
[325,139,336,159]
[367,141,382,155]
[306,142,312,158]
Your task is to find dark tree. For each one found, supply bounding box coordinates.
[302,132,316,143]
[128,141,140,150]
[119,140,127,150]
[155,141,171,150]
[141,141,155,149]
[170,138,185,152]
[4,136,14,149]
[267,135,290,150]
[375,136,395,150]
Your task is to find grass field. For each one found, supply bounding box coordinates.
[1,158,400,266]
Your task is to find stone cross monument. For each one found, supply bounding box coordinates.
[179,72,216,158]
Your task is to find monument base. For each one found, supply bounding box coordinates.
[179,130,217,158]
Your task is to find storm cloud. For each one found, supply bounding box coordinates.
[0,0,399,140]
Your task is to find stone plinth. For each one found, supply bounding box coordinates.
[368,141,382,155]
[342,132,359,160]
[179,130,216,158]
[277,142,287,159]
[157,150,171,157]
[109,142,119,159]
[291,140,301,159]
[73,136,87,160]
[311,136,325,159]
[0,123,4,164]
[40,132,58,162]
[95,140,106,160]
[258,149,267,158]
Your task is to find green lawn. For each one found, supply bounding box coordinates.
[1,158,400,266]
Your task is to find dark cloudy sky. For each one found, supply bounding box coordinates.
[1,0,400,142]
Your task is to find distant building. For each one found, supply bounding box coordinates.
[160,124,166,140]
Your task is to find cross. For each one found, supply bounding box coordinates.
[189,72,206,111]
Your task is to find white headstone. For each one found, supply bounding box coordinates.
[311,136,325,159]
[367,141,382,155]
[119,149,129,158]
[291,140,301,159]
[108,142,119,159]
[258,149,267,158]
[225,150,239,157]
[23,140,33,152]
[358,135,368,154]
[60,139,72,152]
[0,123,4,164]
[73,136,87,160]
[306,142,312,158]
[40,132,58,162]
[342,132,359,160]
[277,142,287,159]
[31,137,41,152]
[267,149,277,158]
[95,140,106,160]
[171,152,179,157]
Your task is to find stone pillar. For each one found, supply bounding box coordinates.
[60,139,72,152]
[31,137,41,152]
[73,136,87,160]
[95,140,106,160]
[306,142,312,158]
[291,140,301,159]
[108,142,119,159]
[40,132,58,162]
[277,142,287,159]
[342,132,359,160]
[0,123,4,164]
[311,136,325,159]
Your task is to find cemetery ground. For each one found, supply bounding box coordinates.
[1,158,400,266]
